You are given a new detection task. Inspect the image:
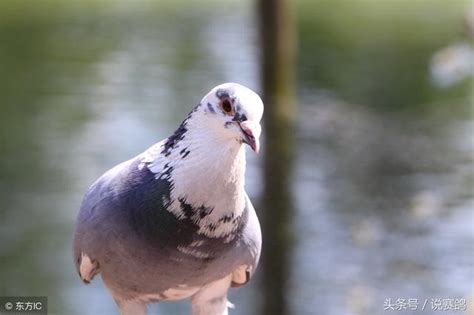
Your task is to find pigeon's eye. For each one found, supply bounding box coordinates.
[220,98,234,115]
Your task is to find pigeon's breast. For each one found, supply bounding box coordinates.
[80,154,251,300]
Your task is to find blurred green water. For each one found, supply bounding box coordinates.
[0,1,472,314]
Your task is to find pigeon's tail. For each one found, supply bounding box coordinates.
[76,252,100,284]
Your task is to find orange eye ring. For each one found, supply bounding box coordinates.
[220,98,234,115]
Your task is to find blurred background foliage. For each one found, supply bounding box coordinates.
[0,0,472,315]
[298,0,472,112]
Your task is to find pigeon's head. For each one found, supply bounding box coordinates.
[199,83,264,153]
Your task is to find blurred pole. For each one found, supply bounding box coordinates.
[258,0,296,314]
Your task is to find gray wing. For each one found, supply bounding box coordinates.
[73,157,136,283]
[231,194,262,287]
[73,148,181,285]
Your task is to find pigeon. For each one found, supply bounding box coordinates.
[73,83,263,315]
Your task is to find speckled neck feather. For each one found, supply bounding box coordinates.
[140,106,247,238]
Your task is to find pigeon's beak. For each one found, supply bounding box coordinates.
[239,121,261,154]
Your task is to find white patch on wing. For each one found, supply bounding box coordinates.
[139,140,166,172]
[223,234,235,243]
[163,286,200,300]
[189,240,205,247]
[170,256,185,262]
[141,286,200,302]
[177,245,211,259]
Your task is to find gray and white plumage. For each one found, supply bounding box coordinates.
[73,83,263,315]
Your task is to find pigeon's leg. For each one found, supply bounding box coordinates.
[116,299,147,315]
[191,274,233,315]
